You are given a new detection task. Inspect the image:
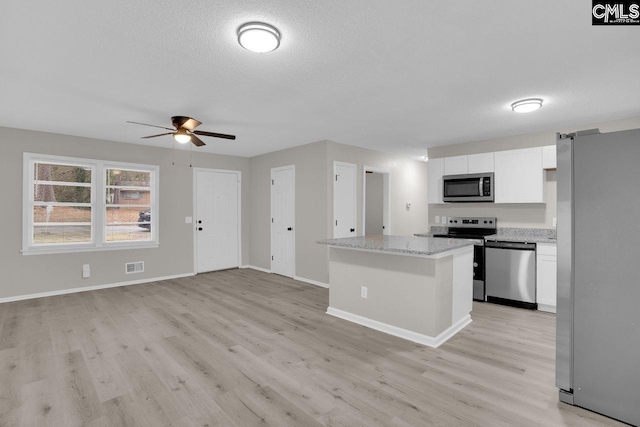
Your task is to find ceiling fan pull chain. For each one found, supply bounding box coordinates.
[172,138,175,166]
[190,142,193,168]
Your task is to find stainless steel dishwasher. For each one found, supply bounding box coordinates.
[485,240,537,309]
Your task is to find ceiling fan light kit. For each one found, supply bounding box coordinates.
[173,129,191,144]
[237,22,280,53]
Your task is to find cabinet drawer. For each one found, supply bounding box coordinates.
[536,242,557,256]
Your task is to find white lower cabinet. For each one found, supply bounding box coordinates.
[536,243,557,313]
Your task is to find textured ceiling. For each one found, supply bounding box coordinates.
[2,1,640,158]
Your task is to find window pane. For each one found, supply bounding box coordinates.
[105,224,151,242]
[34,225,91,244]
[34,206,91,223]
[35,184,91,203]
[106,206,149,224]
[106,169,151,187]
[34,163,92,183]
[106,188,151,205]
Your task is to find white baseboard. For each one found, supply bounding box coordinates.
[537,303,557,314]
[326,307,472,348]
[0,272,195,304]
[293,276,329,288]
[240,265,272,274]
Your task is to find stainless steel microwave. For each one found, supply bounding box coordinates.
[443,172,494,202]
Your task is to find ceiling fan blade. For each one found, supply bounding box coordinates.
[193,130,236,140]
[127,121,175,131]
[141,132,174,139]
[190,135,206,147]
[171,116,202,131]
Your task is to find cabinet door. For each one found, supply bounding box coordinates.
[537,251,557,312]
[543,145,557,169]
[444,156,468,175]
[427,158,444,204]
[467,153,494,173]
[494,147,545,203]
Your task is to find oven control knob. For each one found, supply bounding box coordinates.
[473,262,478,267]
[484,220,487,224]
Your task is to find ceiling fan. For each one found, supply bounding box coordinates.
[127,116,236,147]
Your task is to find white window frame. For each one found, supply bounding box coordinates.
[22,153,159,255]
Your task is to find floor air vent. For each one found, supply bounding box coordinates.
[125,261,144,274]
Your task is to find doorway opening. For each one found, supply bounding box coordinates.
[363,166,390,235]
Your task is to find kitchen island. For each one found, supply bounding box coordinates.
[317,235,475,348]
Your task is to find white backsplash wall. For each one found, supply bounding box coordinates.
[429,171,557,229]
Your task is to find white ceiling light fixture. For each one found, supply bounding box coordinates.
[173,129,191,144]
[237,22,280,53]
[511,98,543,113]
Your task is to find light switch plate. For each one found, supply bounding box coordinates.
[553,217,557,227]
[185,217,193,224]
[361,286,368,299]
[435,216,440,224]
[82,264,90,278]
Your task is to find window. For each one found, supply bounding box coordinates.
[23,153,159,254]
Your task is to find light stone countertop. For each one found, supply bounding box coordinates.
[317,235,476,257]
[484,227,557,244]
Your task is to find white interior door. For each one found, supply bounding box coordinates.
[271,166,294,277]
[196,170,239,273]
[334,162,357,238]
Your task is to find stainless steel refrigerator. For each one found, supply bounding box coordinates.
[556,128,640,426]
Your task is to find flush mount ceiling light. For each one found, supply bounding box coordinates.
[511,98,543,113]
[237,22,280,53]
[173,129,191,144]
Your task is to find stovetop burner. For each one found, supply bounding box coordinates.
[434,217,497,241]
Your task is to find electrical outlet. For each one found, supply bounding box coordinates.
[442,216,447,224]
[82,264,90,278]
[435,216,440,224]
[553,217,557,227]
[361,286,368,299]
[185,216,193,224]
[406,202,411,210]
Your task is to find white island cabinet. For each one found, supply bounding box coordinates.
[494,147,546,203]
[536,242,557,313]
[318,235,475,348]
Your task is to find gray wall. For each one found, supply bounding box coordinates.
[365,172,384,235]
[248,141,329,282]
[0,126,250,299]
[327,140,430,238]
[248,140,430,285]
[428,115,640,229]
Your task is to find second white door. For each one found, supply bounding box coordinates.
[271,166,295,277]
[334,162,357,238]
[195,170,239,273]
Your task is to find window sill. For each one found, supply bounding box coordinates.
[21,243,160,256]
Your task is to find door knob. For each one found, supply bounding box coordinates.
[198,227,203,231]
[287,227,292,231]
[350,228,355,232]
[198,220,202,224]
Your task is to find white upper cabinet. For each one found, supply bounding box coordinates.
[427,158,445,204]
[494,147,545,203]
[444,156,468,175]
[542,145,557,169]
[467,153,494,173]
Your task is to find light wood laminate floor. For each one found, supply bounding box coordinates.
[0,269,624,426]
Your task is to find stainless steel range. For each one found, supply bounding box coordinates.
[433,217,496,301]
